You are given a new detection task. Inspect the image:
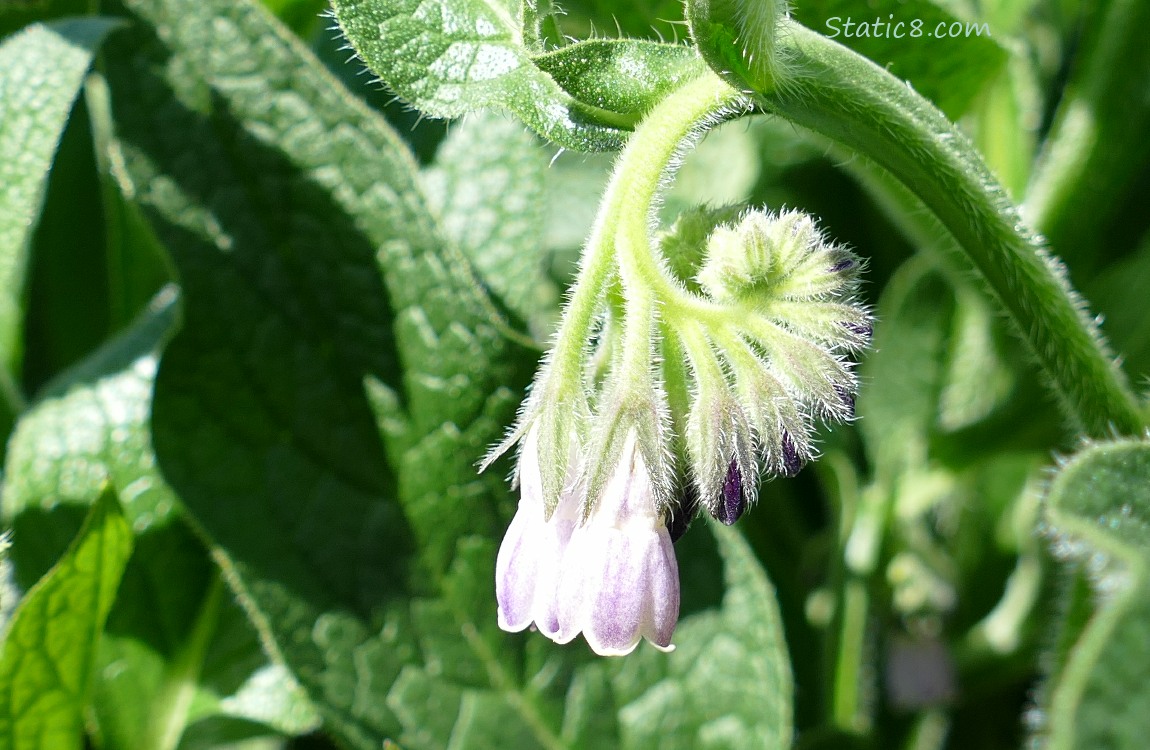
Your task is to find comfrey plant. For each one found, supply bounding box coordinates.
[481,72,873,653]
[7,0,1150,745]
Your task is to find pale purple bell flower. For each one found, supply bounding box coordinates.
[495,426,581,639]
[554,430,680,656]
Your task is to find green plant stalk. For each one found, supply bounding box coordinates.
[143,574,224,750]
[753,21,1145,437]
[551,71,743,391]
[833,579,870,733]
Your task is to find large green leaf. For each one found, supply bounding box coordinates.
[103,0,536,744]
[329,0,704,151]
[613,526,793,750]
[1038,439,1150,749]
[0,18,118,425]
[329,0,632,150]
[422,111,555,330]
[0,290,318,748]
[0,489,133,750]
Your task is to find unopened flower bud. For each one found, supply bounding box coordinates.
[685,382,757,526]
[716,459,746,525]
[698,208,862,306]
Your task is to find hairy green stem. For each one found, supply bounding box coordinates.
[754,21,1145,437]
[551,71,743,392]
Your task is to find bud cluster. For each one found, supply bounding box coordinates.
[674,208,871,526]
[485,205,870,656]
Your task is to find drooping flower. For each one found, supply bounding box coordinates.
[495,426,581,639]
[554,430,680,656]
[487,203,872,659]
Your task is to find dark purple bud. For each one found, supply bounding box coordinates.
[713,459,747,525]
[835,384,856,418]
[830,257,856,273]
[844,321,873,342]
[780,431,804,477]
[667,483,699,543]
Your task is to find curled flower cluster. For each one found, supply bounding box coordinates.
[677,208,871,525]
[485,207,870,656]
[481,58,868,659]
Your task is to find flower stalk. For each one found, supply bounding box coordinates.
[489,67,873,656]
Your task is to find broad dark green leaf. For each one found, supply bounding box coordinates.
[329,0,635,151]
[0,18,119,426]
[107,2,803,748]
[103,0,540,745]
[1,291,316,749]
[1038,439,1150,749]
[421,111,556,330]
[0,489,133,750]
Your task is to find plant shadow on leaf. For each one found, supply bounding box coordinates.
[100,4,535,744]
[107,36,412,620]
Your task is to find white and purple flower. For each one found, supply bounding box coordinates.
[495,426,581,639]
[495,428,680,656]
[489,206,871,658]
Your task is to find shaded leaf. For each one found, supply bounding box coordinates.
[612,526,793,750]
[0,18,119,421]
[422,111,555,329]
[102,0,544,746]
[1,290,318,748]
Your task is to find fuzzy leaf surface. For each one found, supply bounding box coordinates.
[1039,440,1150,750]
